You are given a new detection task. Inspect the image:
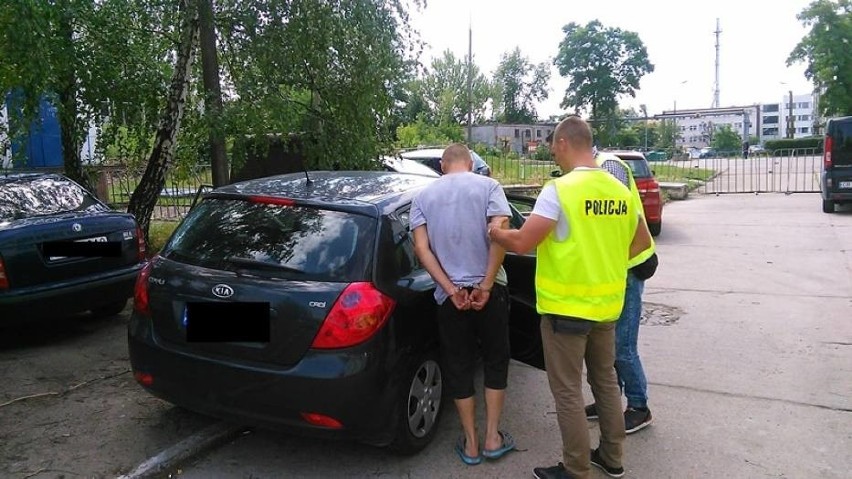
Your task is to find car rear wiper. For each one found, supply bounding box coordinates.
[226,256,305,275]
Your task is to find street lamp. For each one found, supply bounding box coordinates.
[780,82,794,139]
[672,80,688,150]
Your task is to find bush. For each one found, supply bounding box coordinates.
[764,136,823,153]
[532,143,553,162]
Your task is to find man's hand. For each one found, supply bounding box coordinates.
[469,287,491,311]
[449,287,472,311]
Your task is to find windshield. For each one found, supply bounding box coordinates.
[0,176,105,221]
[163,198,376,281]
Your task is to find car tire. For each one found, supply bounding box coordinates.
[822,199,835,214]
[91,299,128,318]
[388,353,443,455]
[648,221,662,237]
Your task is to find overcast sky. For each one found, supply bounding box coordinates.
[410,0,816,119]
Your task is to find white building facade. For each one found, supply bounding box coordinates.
[759,93,816,141]
[657,106,759,150]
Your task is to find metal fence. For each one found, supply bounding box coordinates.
[671,148,822,194]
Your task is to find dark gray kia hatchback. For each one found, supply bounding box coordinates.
[128,171,543,454]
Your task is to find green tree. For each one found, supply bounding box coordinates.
[0,0,176,189]
[554,20,654,140]
[396,119,464,148]
[788,0,852,117]
[711,125,742,153]
[493,47,550,124]
[654,121,679,150]
[420,50,494,125]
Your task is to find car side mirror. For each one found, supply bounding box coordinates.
[651,170,656,175]
[550,169,562,178]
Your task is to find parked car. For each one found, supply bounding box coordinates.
[820,115,852,213]
[0,173,146,320]
[399,148,492,177]
[128,171,542,454]
[699,147,717,159]
[748,144,766,155]
[380,156,440,177]
[609,151,664,237]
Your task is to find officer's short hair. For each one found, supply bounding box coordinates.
[553,116,593,150]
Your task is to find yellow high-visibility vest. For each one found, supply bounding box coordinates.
[535,169,638,322]
[595,152,656,268]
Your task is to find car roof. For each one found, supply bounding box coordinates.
[381,156,441,177]
[212,171,437,216]
[606,150,647,161]
[399,148,446,158]
[0,172,63,186]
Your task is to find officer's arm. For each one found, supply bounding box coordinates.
[412,225,457,296]
[629,218,653,260]
[490,214,555,255]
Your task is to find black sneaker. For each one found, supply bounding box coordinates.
[624,407,653,434]
[584,403,598,420]
[533,462,574,479]
[590,448,625,478]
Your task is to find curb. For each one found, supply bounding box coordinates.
[117,422,247,479]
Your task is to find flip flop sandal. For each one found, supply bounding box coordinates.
[454,436,482,466]
[481,430,516,460]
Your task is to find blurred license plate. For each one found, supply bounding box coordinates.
[49,236,108,260]
[840,181,852,189]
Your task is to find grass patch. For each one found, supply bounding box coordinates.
[148,220,179,254]
[650,164,715,182]
[484,154,556,185]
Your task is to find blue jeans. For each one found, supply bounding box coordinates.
[614,272,648,409]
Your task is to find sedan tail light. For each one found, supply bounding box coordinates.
[824,135,833,169]
[311,282,395,349]
[134,258,157,315]
[0,255,8,290]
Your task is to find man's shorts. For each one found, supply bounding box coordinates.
[437,284,510,399]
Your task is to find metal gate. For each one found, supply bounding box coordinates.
[684,149,822,194]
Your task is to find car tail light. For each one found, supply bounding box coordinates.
[248,195,295,206]
[136,225,147,261]
[311,282,395,349]
[134,258,157,315]
[0,255,8,290]
[824,135,833,169]
[133,371,154,387]
[300,412,343,429]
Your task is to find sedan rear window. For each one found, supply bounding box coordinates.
[162,198,375,281]
[0,176,104,221]
[616,157,653,178]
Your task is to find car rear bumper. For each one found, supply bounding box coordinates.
[821,171,852,201]
[0,265,142,319]
[127,313,401,446]
[642,197,663,223]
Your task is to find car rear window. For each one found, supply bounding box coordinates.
[0,176,104,221]
[614,156,653,178]
[829,118,852,165]
[162,198,375,281]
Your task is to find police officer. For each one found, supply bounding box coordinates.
[490,116,652,479]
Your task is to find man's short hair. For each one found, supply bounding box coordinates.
[553,116,593,150]
[441,143,472,164]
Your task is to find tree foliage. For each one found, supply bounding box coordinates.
[788,0,852,117]
[554,20,654,136]
[0,0,177,187]
[711,124,742,152]
[420,49,493,125]
[395,118,463,148]
[493,47,550,124]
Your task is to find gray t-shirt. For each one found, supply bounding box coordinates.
[410,172,511,305]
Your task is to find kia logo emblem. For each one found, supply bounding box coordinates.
[72,223,82,232]
[212,284,234,298]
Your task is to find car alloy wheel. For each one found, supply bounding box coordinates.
[406,359,442,438]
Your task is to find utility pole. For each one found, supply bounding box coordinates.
[640,104,648,150]
[787,90,794,139]
[466,16,473,145]
[713,18,721,108]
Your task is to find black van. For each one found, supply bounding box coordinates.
[820,116,852,213]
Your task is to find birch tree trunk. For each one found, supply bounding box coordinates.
[128,1,199,243]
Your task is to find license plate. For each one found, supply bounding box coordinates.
[840,181,852,189]
[49,236,108,261]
